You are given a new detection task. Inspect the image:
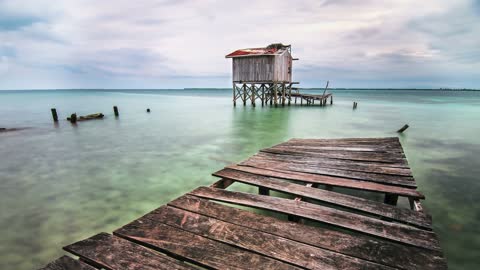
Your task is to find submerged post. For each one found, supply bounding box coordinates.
[51,108,58,122]
[113,106,119,117]
[397,124,409,133]
[330,95,333,105]
[69,113,77,123]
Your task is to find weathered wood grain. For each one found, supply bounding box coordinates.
[137,205,394,270]
[114,220,299,270]
[241,160,416,187]
[256,151,410,169]
[63,233,196,270]
[255,152,412,172]
[227,165,424,198]
[168,195,447,270]
[37,256,96,270]
[189,187,441,251]
[250,153,412,176]
[213,168,432,229]
[261,147,407,164]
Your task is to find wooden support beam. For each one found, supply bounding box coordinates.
[243,84,247,106]
[210,178,235,189]
[261,84,265,106]
[251,84,256,107]
[274,84,278,107]
[232,83,237,106]
[384,193,399,206]
[113,106,119,117]
[259,187,269,196]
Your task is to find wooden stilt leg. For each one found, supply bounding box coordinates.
[243,84,247,106]
[251,84,255,107]
[274,84,278,107]
[384,194,399,205]
[232,83,236,106]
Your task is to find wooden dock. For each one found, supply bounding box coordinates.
[290,92,332,106]
[39,137,447,270]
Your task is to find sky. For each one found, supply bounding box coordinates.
[0,0,479,89]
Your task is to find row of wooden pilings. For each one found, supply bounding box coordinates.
[50,106,121,123]
[232,83,334,108]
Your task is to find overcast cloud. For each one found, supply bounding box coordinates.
[0,0,479,89]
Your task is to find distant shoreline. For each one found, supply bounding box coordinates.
[0,88,479,92]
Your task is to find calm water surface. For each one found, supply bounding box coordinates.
[0,89,479,269]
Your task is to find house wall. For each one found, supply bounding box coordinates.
[232,51,292,82]
[273,51,292,82]
[232,56,274,82]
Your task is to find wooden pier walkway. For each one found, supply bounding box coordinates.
[290,92,332,106]
[39,137,447,270]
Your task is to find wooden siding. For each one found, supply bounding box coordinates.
[232,51,291,82]
[273,51,292,82]
[232,56,274,82]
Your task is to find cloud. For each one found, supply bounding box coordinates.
[0,0,479,89]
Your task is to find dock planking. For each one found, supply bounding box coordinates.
[38,137,447,270]
[213,168,432,229]
[167,195,446,270]
[38,256,96,270]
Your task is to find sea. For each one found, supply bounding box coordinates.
[0,89,479,269]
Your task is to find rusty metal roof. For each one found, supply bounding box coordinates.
[226,44,290,58]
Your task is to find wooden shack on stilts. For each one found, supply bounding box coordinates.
[226,43,298,107]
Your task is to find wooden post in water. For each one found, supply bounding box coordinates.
[397,124,409,133]
[232,83,236,107]
[288,85,292,106]
[51,108,58,122]
[243,84,247,106]
[113,106,119,117]
[69,113,77,123]
[251,84,256,107]
[330,95,333,105]
[384,194,399,206]
[261,84,265,106]
[281,83,286,106]
[274,84,278,107]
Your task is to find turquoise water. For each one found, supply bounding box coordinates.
[0,89,479,269]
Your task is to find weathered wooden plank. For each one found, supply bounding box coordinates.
[252,153,413,176]
[63,233,196,270]
[241,160,416,187]
[281,139,403,149]
[135,205,393,270]
[287,137,400,144]
[189,187,440,251]
[227,165,424,198]
[114,220,299,270]
[169,195,447,270]
[270,146,405,157]
[213,168,432,229]
[256,151,410,169]
[262,147,407,164]
[37,256,96,270]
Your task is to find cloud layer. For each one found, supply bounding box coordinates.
[0,0,479,89]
